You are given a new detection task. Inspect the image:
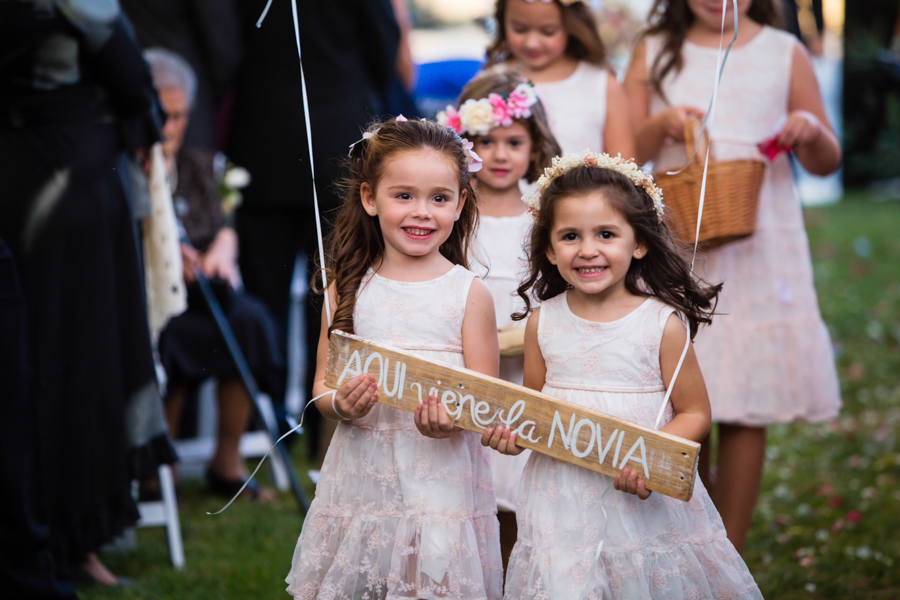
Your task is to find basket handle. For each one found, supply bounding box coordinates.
[682,117,713,171]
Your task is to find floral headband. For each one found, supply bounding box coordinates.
[522,150,665,222]
[437,82,539,137]
[348,115,482,173]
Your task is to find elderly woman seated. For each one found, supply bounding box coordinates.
[145,48,281,501]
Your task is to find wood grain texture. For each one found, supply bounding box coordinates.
[325,331,699,501]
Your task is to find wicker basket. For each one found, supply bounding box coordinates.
[654,119,765,247]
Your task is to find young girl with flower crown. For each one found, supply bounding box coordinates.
[438,69,562,570]
[624,0,842,554]
[285,117,503,600]
[481,152,762,598]
[484,0,635,158]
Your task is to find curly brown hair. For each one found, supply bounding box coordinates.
[513,165,721,339]
[486,0,608,69]
[457,69,562,182]
[321,118,479,338]
[643,0,782,99]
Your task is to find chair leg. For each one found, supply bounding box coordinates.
[158,464,185,569]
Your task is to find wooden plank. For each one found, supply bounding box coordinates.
[325,331,699,502]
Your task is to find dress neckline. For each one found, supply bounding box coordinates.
[370,263,461,287]
[562,292,653,326]
[684,25,769,53]
[532,60,587,88]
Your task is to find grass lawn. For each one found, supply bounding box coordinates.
[82,197,900,600]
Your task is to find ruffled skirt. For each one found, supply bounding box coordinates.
[504,386,762,599]
[286,350,502,600]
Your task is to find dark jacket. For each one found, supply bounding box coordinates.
[120,0,242,150]
[226,0,400,212]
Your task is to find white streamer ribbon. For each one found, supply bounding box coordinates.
[256,0,332,328]
[580,4,739,598]
[654,0,738,431]
[207,389,336,516]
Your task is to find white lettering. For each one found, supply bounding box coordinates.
[595,425,619,465]
[514,421,543,444]
[548,412,576,450]
[363,352,384,386]
[612,430,625,467]
[571,418,596,458]
[619,437,650,479]
[383,360,405,398]
[337,350,362,385]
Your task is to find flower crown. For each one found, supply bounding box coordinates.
[348,115,483,173]
[522,150,665,221]
[437,82,539,137]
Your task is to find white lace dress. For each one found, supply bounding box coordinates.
[471,212,532,512]
[534,61,608,154]
[286,265,502,600]
[503,294,762,600]
[645,27,841,425]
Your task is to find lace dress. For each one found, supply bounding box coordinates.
[645,27,840,425]
[471,213,532,512]
[533,61,608,154]
[286,265,502,600]
[503,294,762,599]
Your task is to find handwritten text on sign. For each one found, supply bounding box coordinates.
[324,331,699,501]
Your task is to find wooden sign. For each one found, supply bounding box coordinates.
[325,331,699,501]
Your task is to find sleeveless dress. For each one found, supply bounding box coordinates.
[534,61,608,154]
[645,27,841,426]
[471,213,533,512]
[286,265,503,600]
[503,294,762,599]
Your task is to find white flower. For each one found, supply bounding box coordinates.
[457,98,495,136]
[224,166,251,189]
[521,150,665,221]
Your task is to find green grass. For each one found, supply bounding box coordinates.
[82,197,900,599]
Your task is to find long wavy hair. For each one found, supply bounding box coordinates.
[322,118,479,337]
[486,0,608,68]
[643,0,782,99]
[514,166,721,339]
[457,69,562,182]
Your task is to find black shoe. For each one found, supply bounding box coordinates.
[205,468,261,500]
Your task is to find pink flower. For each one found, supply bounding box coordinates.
[436,106,463,134]
[506,83,538,118]
[827,496,844,508]
[800,556,814,567]
[831,519,845,533]
[488,93,513,128]
[460,138,483,172]
[847,510,862,523]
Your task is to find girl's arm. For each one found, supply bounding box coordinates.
[780,42,841,176]
[482,308,544,455]
[623,40,704,165]
[658,314,712,443]
[604,77,637,161]
[616,313,711,500]
[415,278,499,438]
[312,284,380,421]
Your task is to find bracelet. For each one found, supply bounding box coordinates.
[331,391,351,421]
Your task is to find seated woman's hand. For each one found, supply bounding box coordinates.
[201,248,239,288]
[614,468,652,500]
[481,426,525,455]
[414,395,459,439]
[332,374,379,420]
[181,243,200,283]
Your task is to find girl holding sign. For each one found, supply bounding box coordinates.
[437,69,561,568]
[483,152,761,598]
[624,0,842,553]
[285,117,503,600]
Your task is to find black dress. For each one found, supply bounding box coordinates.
[0,0,175,587]
[158,148,284,407]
